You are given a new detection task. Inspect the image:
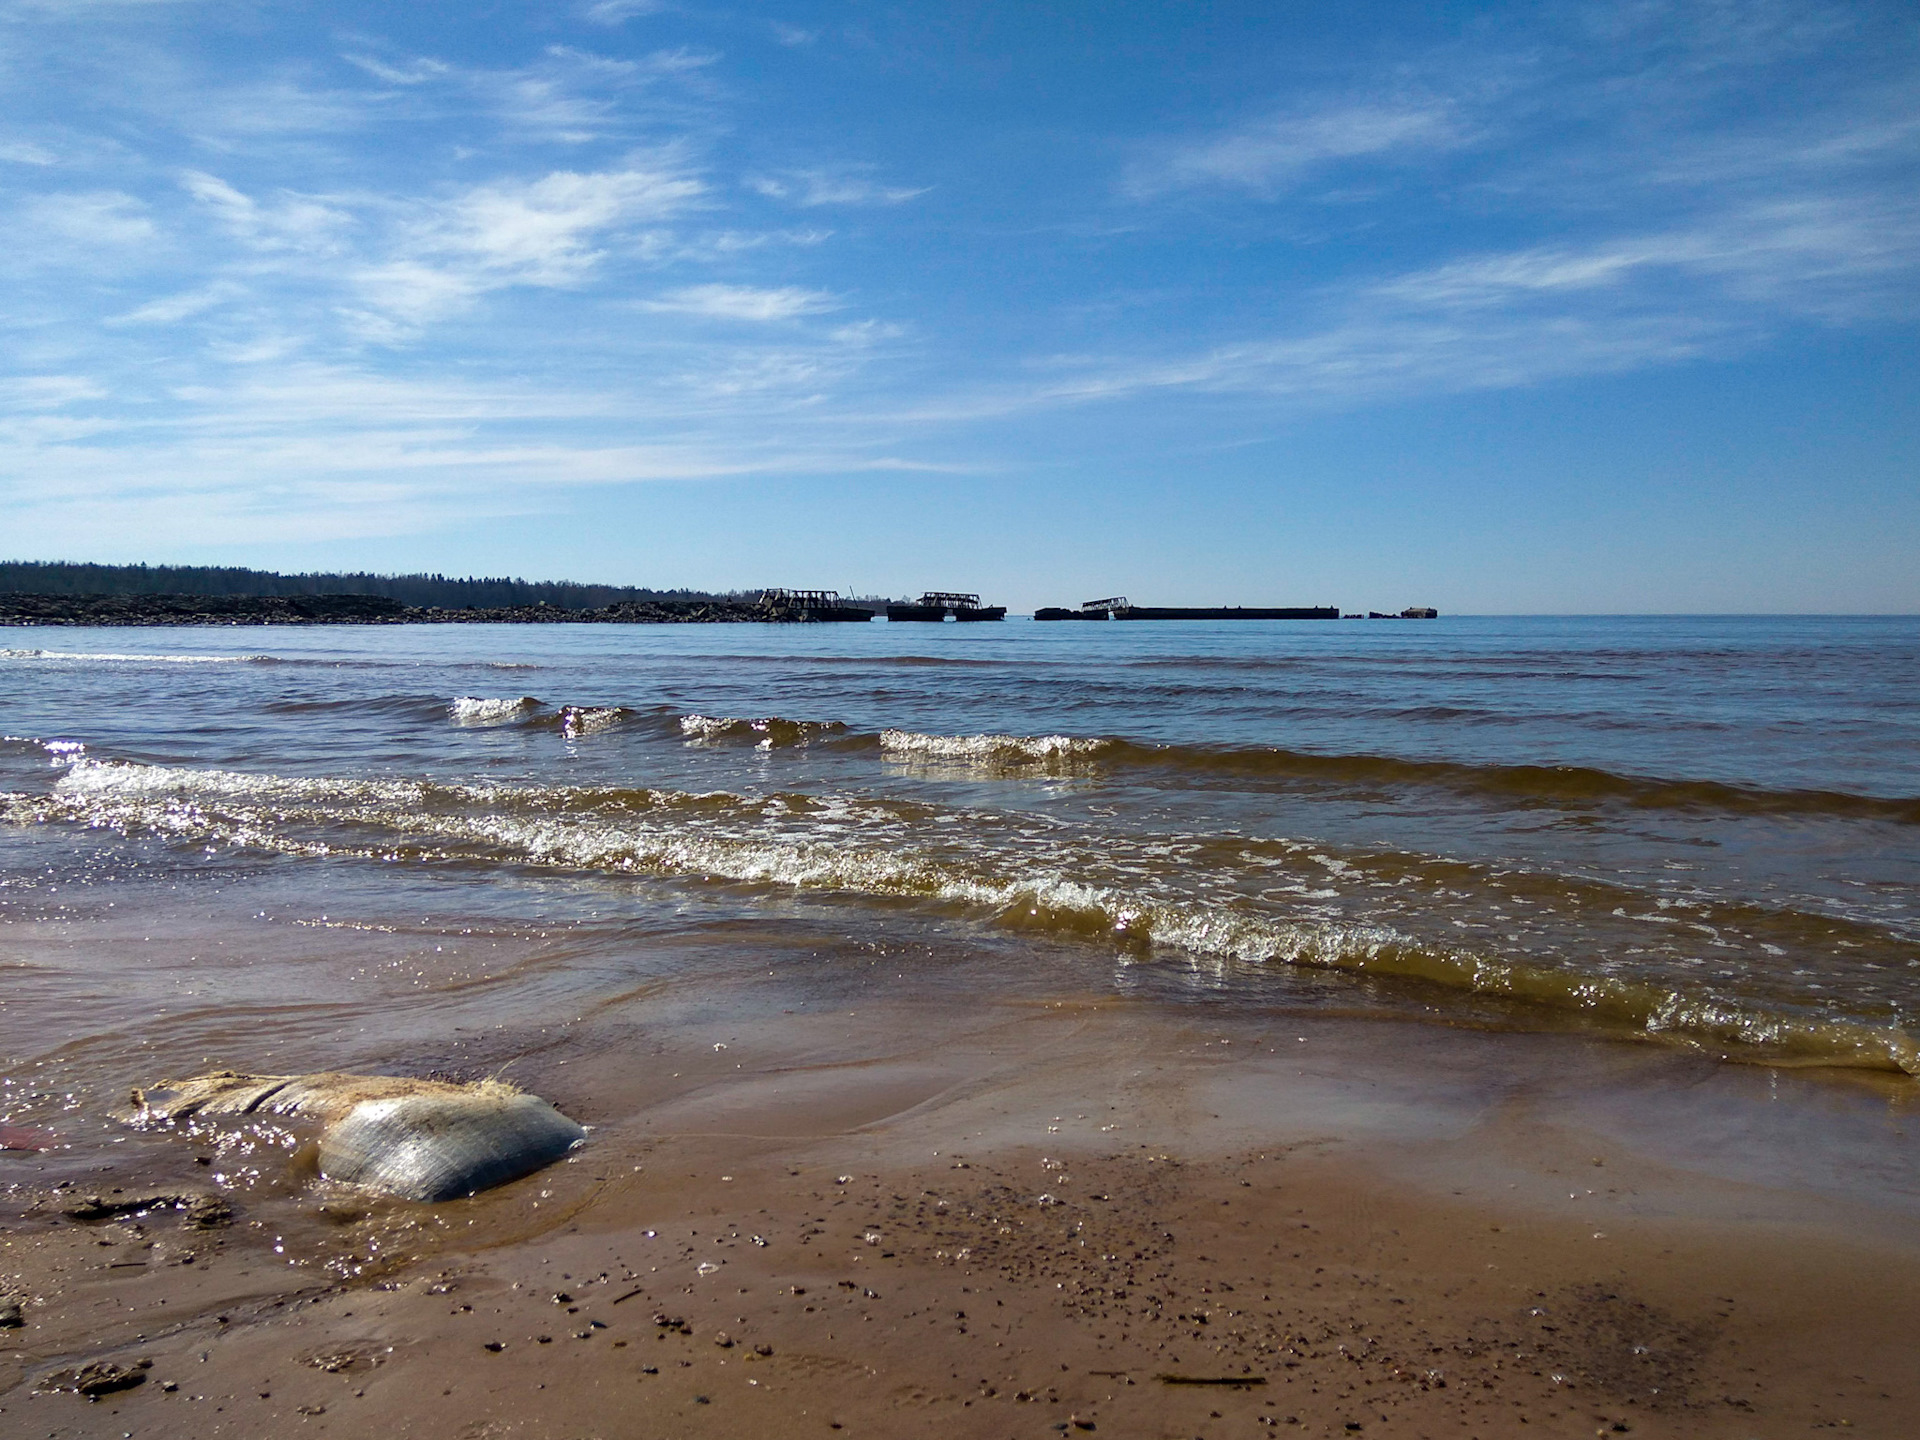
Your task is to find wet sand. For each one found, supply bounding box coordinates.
[3,996,1918,1439]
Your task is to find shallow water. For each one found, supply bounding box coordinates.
[1,615,1916,1208]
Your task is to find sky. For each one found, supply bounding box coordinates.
[2,0,1917,612]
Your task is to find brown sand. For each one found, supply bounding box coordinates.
[3,997,1917,1439]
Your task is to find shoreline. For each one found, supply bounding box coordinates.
[4,992,1915,1437]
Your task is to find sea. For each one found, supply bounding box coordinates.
[2,614,1917,1235]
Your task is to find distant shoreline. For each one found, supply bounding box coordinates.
[0,593,870,626]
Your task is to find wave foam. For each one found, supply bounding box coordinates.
[2,734,85,759]
[0,648,272,665]
[880,729,1113,764]
[450,696,542,726]
[680,714,848,747]
[558,705,628,738]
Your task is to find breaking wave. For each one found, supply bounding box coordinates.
[556,705,629,737]
[679,714,848,747]
[9,758,1915,1076]
[450,696,543,726]
[879,730,1114,764]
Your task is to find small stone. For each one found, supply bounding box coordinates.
[38,1361,147,1398]
[713,1331,733,1348]
[0,1296,24,1328]
[182,1193,235,1229]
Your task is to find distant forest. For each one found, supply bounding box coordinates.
[0,561,738,610]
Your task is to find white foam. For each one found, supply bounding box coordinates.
[679,714,845,747]
[880,729,1111,762]
[559,706,626,737]
[450,696,541,726]
[1,735,84,759]
[0,649,271,664]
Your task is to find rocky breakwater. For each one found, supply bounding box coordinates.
[0,594,852,625]
[0,592,418,626]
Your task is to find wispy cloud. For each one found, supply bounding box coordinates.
[581,0,663,27]
[0,139,58,165]
[180,76,377,145]
[642,284,839,320]
[747,168,927,207]
[341,53,451,86]
[180,170,351,253]
[0,375,106,409]
[1124,100,1463,198]
[110,282,244,326]
[1029,187,1920,414]
[1370,194,1920,322]
[0,356,943,551]
[1083,0,1920,410]
[15,190,156,256]
[332,163,703,332]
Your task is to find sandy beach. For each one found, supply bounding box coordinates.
[5,991,1916,1439]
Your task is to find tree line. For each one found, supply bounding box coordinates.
[0,561,738,610]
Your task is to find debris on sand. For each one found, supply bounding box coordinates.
[62,1190,233,1227]
[37,1359,149,1398]
[132,1070,587,1202]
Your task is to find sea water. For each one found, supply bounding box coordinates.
[2,616,1916,1218]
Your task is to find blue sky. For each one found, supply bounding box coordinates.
[3,0,1916,611]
